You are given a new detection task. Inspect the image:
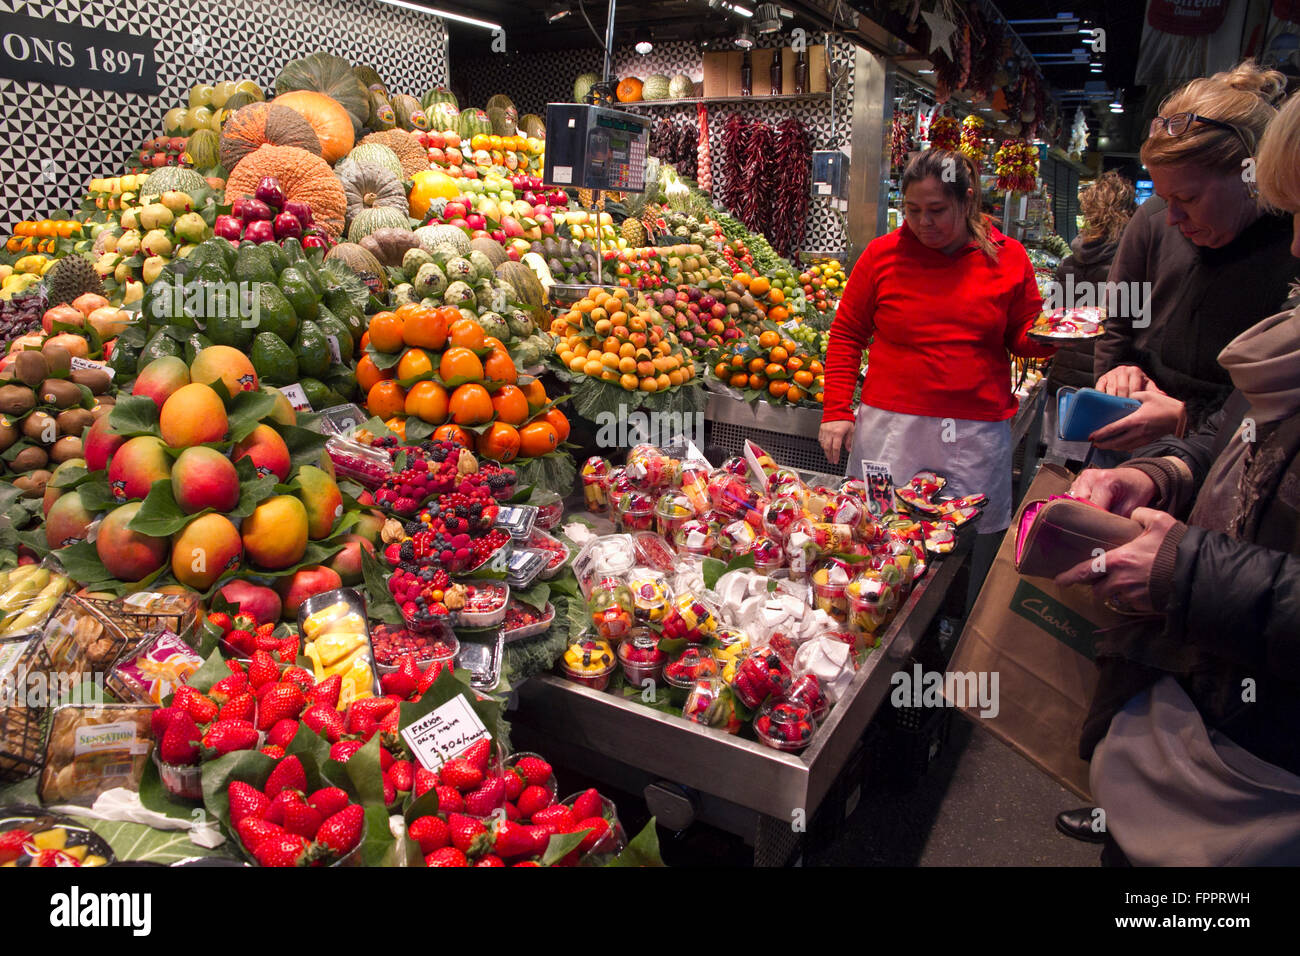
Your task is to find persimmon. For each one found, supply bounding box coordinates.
[403,307,450,350]
[478,422,520,463]
[449,383,493,425]
[356,354,392,393]
[439,347,484,387]
[367,312,405,353]
[404,380,449,424]
[366,380,406,419]
[491,385,530,425]
[397,348,434,382]
[433,423,474,450]
[483,349,517,384]
[521,378,548,413]
[518,421,558,457]
[542,408,570,442]
[448,318,485,350]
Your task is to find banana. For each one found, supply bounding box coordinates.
[2,564,39,588]
[0,574,68,635]
[0,567,50,617]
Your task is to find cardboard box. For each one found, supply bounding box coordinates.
[724,51,745,97]
[808,44,829,93]
[781,46,796,96]
[703,51,743,98]
[751,48,777,96]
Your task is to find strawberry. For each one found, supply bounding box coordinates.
[255,622,276,640]
[248,650,279,690]
[474,854,505,867]
[425,846,468,867]
[277,637,300,664]
[232,613,258,633]
[436,786,464,814]
[209,673,248,703]
[31,848,79,867]
[255,633,282,654]
[302,704,345,743]
[150,706,180,739]
[218,691,257,723]
[504,771,526,801]
[462,739,491,774]
[206,611,232,632]
[517,785,554,818]
[159,711,200,765]
[576,816,611,853]
[514,755,552,787]
[414,767,439,797]
[531,804,577,833]
[281,666,315,692]
[379,748,394,772]
[524,823,553,857]
[382,775,396,807]
[513,860,543,867]
[408,814,450,853]
[572,787,604,821]
[388,759,414,793]
[315,804,363,858]
[282,796,323,840]
[225,659,245,675]
[447,813,489,857]
[0,828,31,863]
[202,719,259,756]
[264,755,307,797]
[263,788,298,826]
[379,670,417,699]
[257,684,306,731]
[330,740,365,763]
[399,654,421,688]
[463,776,506,817]
[253,832,309,867]
[504,801,521,821]
[491,820,536,860]
[346,697,395,735]
[267,718,300,749]
[261,745,286,759]
[174,685,218,724]
[416,662,443,693]
[377,707,400,734]
[440,758,482,793]
[228,780,269,825]
[236,817,283,853]
[307,787,350,819]
[224,629,256,656]
[309,674,342,709]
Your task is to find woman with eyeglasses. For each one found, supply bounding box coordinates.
[1088,60,1299,451]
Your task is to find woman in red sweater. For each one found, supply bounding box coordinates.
[818,149,1055,533]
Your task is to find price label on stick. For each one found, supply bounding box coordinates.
[401,696,491,771]
[70,356,115,380]
[280,383,312,412]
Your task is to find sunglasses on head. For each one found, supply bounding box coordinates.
[1150,112,1254,156]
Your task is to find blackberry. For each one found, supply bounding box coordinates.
[399,541,415,561]
[404,520,422,536]
[429,447,448,463]
[455,506,469,518]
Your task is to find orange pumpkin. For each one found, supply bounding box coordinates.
[273,90,355,164]
[616,77,644,102]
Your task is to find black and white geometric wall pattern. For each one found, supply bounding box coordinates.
[0,0,449,229]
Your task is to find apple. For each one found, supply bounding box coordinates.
[273,211,303,240]
[241,199,272,221]
[447,218,468,230]
[213,215,243,241]
[428,131,446,149]
[465,213,486,231]
[428,147,447,166]
[244,219,274,243]
[283,200,313,225]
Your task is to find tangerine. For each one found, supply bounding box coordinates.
[786,385,806,403]
[769,380,790,399]
[449,383,493,425]
[491,384,530,425]
[384,417,407,442]
[478,422,520,463]
[440,347,484,386]
[793,370,815,388]
[769,346,789,364]
[433,423,474,450]
[749,276,771,296]
[367,312,405,353]
[448,318,485,350]
[758,330,780,349]
[517,421,558,457]
[366,380,406,419]
[404,380,449,424]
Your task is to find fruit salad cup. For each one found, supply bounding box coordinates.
[618,629,667,686]
[559,636,618,690]
[606,466,635,499]
[754,699,817,753]
[676,460,712,515]
[718,518,758,560]
[763,495,805,543]
[613,491,657,534]
[682,677,742,734]
[662,646,721,706]
[751,536,786,575]
[654,490,695,540]
[787,673,830,722]
[810,558,855,623]
[661,591,719,644]
[732,646,793,709]
[628,574,671,624]
[765,468,805,498]
[673,519,719,559]
[712,626,751,683]
[581,456,612,514]
[625,444,681,490]
[531,490,565,531]
[846,570,898,642]
[707,472,764,523]
[588,579,636,643]
[718,456,750,477]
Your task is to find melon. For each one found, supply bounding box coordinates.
[186,129,220,169]
[326,243,387,291]
[415,224,471,257]
[420,86,459,111]
[485,94,516,114]
[457,109,492,141]
[347,206,411,243]
[140,166,209,201]
[642,74,671,101]
[469,237,507,269]
[345,143,403,179]
[496,260,545,316]
[573,73,600,103]
[669,74,695,99]
[520,114,546,139]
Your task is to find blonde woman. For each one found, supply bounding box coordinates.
[1054,90,1300,865]
[1090,60,1299,451]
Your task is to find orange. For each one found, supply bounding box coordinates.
[749,276,770,296]
[769,346,788,364]
[356,354,392,393]
[729,373,748,388]
[786,355,804,373]
[439,347,484,386]
[748,357,766,374]
[749,373,767,390]
[769,380,790,399]
[757,330,780,349]
[367,312,405,353]
[769,305,789,322]
[491,385,530,425]
[366,380,406,419]
[517,421,558,457]
[404,380,449,424]
[433,423,475,450]
[449,383,493,425]
[765,363,785,379]
[448,318,485,350]
[403,307,450,350]
[521,378,548,413]
[478,422,520,463]
[397,348,434,381]
[766,288,785,305]
[714,362,729,379]
[809,359,824,375]
[786,385,806,403]
[542,408,570,442]
[483,349,517,384]
[793,370,814,388]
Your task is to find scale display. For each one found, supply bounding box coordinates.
[543,103,651,193]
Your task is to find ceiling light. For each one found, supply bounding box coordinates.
[375,0,502,31]
[636,40,653,54]
[753,3,782,34]
[545,2,572,22]
[734,24,755,49]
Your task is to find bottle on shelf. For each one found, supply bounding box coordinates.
[741,50,752,97]
[794,49,808,95]
[770,46,783,96]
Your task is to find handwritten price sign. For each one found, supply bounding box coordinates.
[400,696,491,771]
[0,11,161,94]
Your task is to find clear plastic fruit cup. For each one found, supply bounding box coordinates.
[654,490,695,540]
[617,629,667,686]
[662,646,720,707]
[627,573,671,624]
[581,456,611,514]
[504,750,558,799]
[810,558,854,623]
[152,751,203,801]
[588,579,636,644]
[614,491,657,534]
[682,676,742,734]
[787,673,830,722]
[754,699,817,753]
[558,635,618,690]
[847,570,897,642]
[751,536,786,575]
[531,489,564,531]
[718,518,758,560]
[673,519,718,559]
[558,791,627,864]
[732,645,793,709]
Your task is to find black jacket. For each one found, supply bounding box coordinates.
[1080,392,1300,775]
[1046,234,1120,391]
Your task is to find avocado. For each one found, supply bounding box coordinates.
[294,319,330,378]
[136,328,183,374]
[253,282,299,342]
[298,376,332,411]
[251,332,298,386]
[278,266,320,322]
[316,307,354,364]
[233,243,276,285]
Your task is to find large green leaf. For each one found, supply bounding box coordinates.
[76,475,118,514]
[606,818,666,867]
[225,389,277,444]
[360,546,402,627]
[107,395,162,437]
[277,423,332,473]
[76,818,235,864]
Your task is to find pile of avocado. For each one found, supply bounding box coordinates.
[115,236,364,410]
[529,236,602,286]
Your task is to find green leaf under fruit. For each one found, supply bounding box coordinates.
[511,581,549,611]
[224,389,277,444]
[76,476,118,514]
[276,423,331,472]
[107,395,161,437]
[183,648,233,695]
[606,819,666,867]
[541,828,592,866]
[361,546,402,627]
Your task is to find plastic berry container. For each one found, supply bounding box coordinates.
[764,468,805,498]
[617,629,667,686]
[763,495,804,543]
[531,490,565,531]
[152,751,203,801]
[457,581,511,628]
[371,622,458,673]
[558,636,618,690]
[754,699,817,753]
[558,791,628,864]
[632,531,676,573]
[503,600,555,642]
[711,626,751,667]
[661,591,719,644]
[325,436,393,490]
[614,491,657,534]
[662,646,720,706]
[654,491,695,540]
[673,519,718,559]
[525,528,571,580]
[581,457,612,514]
[504,751,558,799]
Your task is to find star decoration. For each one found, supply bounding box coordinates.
[922,7,958,60]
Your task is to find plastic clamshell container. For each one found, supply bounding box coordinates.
[456,581,511,629]
[572,535,637,598]
[531,490,565,531]
[371,622,458,674]
[494,504,539,540]
[526,527,571,580]
[503,601,556,643]
[505,548,548,590]
[152,750,203,801]
[463,537,514,575]
[297,588,380,699]
[317,403,371,438]
[325,436,393,490]
[456,630,504,692]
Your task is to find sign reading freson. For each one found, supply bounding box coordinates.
[0,11,160,94]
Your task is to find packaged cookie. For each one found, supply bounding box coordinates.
[0,633,54,782]
[39,704,155,806]
[105,629,203,705]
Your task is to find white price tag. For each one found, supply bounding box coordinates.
[401,696,490,771]
[325,335,342,365]
[280,383,312,411]
[861,459,893,483]
[553,165,573,184]
[816,182,831,195]
[71,356,115,380]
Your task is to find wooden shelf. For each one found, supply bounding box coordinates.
[618,92,832,109]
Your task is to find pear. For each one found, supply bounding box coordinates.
[160,191,193,215]
[138,204,174,231]
[115,230,141,256]
[122,282,143,306]
[175,244,196,259]
[173,211,207,243]
[141,229,172,258]
[119,208,139,232]
[141,256,167,284]
[113,261,133,284]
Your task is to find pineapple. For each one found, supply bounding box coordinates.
[620,217,647,246]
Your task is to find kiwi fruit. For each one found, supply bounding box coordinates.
[50,436,83,463]
[38,378,82,409]
[13,469,51,498]
[0,421,17,452]
[0,384,35,417]
[41,342,71,377]
[69,366,111,395]
[90,403,114,421]
[56,408,94,436]
[11,445,49,472]
[22,410,57,443]
[14,350,48,387]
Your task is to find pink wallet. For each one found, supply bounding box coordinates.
[1014,495,1143,578]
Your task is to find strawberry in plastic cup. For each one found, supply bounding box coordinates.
[754,699,816,753]
[662,646,720,706]
[654,490,695,540]
[676,460,712,515]
[732,645,792,709]
[751,536,786,574]
[614,491,656,534]
[618,630,667,686]
[787,673,829,722]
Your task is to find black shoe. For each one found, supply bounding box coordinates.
[1056,806,1107,844]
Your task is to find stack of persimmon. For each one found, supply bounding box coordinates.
[710,328,825,406]
[359,302,569,464]
[550,286,697,393]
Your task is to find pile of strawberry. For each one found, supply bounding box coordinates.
[227,756,365,867]
[205,610,297,661]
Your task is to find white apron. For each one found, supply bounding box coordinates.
[846,405,1014,532]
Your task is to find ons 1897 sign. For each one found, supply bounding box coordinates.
[0,10,160,94]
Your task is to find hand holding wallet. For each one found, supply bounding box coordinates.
[1057,387,1142,442]
[1015,495,1144,578]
